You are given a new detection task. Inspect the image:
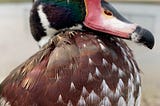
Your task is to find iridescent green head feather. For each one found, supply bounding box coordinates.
[39,0,85,22]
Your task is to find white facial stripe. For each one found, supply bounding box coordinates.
[38,5,57,34]
[37,5,58,46]
[37,5,83,47]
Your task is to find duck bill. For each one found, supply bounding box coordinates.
[83,0,154,49]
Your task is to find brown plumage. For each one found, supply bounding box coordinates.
[0,31,141,106]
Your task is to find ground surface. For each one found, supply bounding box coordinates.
[0,3,159,106]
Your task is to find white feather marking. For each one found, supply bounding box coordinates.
[100,80,111,96]
[67,100,73,106]
[97,39,102,43]
[112,63,118,71]
[130,60,138,73]
[116,42,120,47]
[83,44,87,47]
[127,78,135,106]
[99,96,111,106]
[89,58,94,65]
[130,74,134,81]
[124,56,132,71]
[128,79,132,88]
[102,58,108,66]
[135,87,142,106]
[70,82,76,91]
[118,68,125,77]
[118,79,124,89]
[81,35,84,38]
[114,87,120,98]
[77,96,86,106]
[118,96,126,106]
[95,67,102,77]
[100,80,108,89]
[55,73,60,82]
[114,79,124,98]
[99,43,106,51]
[38,36,51,47]
[0,98,11,106]
[86,90,100,104]
[88,73,94,81]
[120,46,127,56]
[81,86,89,96]
[135,73,141,84]
[57,94,64,103]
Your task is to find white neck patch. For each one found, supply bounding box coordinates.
[38,36,51,47]
[37,5,58,47]
[37,5,83,47]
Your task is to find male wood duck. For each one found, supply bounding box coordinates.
[30,0,154,48]
[0,0,154,106]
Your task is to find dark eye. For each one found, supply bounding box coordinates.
[104,10,113,16]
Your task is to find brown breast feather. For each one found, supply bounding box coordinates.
[0,31,141,106]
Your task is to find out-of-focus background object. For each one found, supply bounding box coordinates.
[0,0,159,106]
[0,2,38,82]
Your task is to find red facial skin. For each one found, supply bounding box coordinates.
[83,0,137,38]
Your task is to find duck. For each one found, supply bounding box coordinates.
[0,0,154,106]
[29,0,154,48]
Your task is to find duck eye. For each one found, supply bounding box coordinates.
[104,10,113,16]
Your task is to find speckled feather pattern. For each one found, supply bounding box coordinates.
[0,31,141,106]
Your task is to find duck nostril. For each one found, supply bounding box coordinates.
[104,10,113,16]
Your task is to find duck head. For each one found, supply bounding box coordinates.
[30,0,154,49]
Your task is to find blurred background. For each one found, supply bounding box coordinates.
[0,0,159,106]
